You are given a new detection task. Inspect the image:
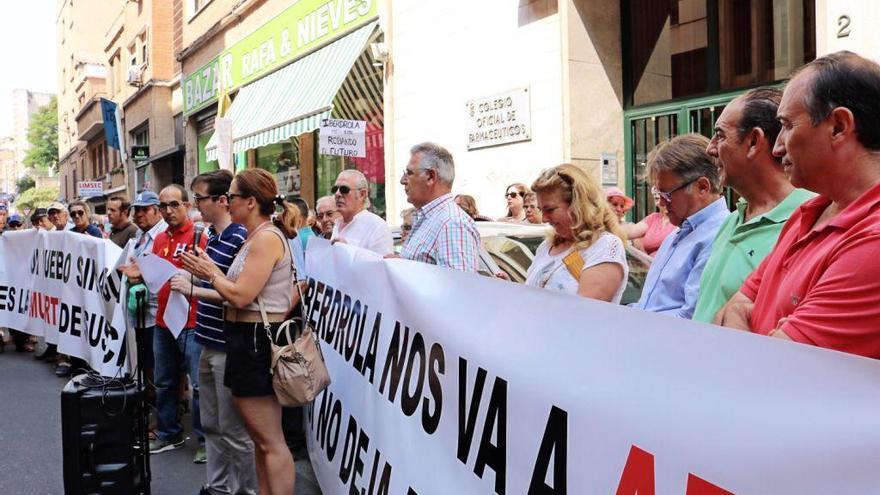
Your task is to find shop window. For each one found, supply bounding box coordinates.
[256,139,302,196]
[623,0,815,107]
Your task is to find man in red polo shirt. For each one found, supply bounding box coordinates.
[150,184,209,458]
[715,51,880,359]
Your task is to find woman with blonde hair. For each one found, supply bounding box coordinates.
[525,164,628,301]
[498,183,530,222]
[180,168,300,495]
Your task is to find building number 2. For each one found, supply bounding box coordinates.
[837,15,851,38]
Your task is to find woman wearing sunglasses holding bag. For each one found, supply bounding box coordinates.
[180,168,299,495]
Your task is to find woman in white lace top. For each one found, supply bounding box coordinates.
[524,164,629,302]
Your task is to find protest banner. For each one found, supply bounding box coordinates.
[0,230,127,376]
[303,238,880,494]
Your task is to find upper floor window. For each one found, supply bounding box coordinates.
[623,0,816,107]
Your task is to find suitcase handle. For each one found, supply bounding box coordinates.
[82,428,97,475]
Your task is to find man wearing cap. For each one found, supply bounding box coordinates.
[34,204,68,363]
[0,202,8,232]
[6,214,24,230]
[30,208,53,230]
[119,191,168,421]
[47,202,70,231]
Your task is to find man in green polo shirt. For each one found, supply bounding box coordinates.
[693,87,814,323]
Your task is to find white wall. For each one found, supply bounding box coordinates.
[816,0,880,62]
[388,0,565,221]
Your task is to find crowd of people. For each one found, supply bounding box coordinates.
[2,50,880,493]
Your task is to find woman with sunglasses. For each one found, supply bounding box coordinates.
[498,183,530,223]
[624,190,677,258]
[180,168,300,495]
[525,164,628,301]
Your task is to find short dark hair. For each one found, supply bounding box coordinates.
[163,184,189,202]
[190,169,234,197]
[108,196,131,212]
[288,196,309,218]
[795,50,880,151]
[736,87,783,159]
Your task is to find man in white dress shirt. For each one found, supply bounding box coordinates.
[331,169,394,255]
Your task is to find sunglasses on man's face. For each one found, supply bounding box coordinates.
[48,209,61,216]
[331,185,352,195]
[158,201,183,210]
[70,210,86,218]
[8,222,21,228]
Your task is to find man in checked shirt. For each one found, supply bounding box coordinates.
[397,142,480,272]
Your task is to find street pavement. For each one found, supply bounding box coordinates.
[0,349,322,495]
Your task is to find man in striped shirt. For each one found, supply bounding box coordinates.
[170,170,255,492]
[398,142,480,272]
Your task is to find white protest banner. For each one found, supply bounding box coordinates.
[319,119,366,158]
[0,230,127,376]
[303,239,880,494]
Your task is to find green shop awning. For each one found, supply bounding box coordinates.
[206,21,377,161]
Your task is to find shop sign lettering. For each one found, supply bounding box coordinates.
[466,87,531,151]
[183,0,377,116]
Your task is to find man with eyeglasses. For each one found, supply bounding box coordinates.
[149,184,208,457]
[107,196,138,248]
[330,169,393,255]
[315,195,340,239]
[68,201,103,238]
[630,134,728,318]
[0,202,8,232]
[398,142,479,271]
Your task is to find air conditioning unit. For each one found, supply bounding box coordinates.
[127,66,143,86]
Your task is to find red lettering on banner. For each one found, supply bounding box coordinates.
[615,445,655,495]
[27,292,59,326]
[685,474,734,495]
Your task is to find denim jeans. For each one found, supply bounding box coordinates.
[154,327,203,442]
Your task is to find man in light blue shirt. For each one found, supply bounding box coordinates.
[631,134,729,318]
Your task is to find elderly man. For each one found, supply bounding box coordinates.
[47,201,69,231]
[107,196,138,248]
[68,201,103,238]
[120,191,167,418]
[631,134,729,318]
[331,169,392,255]
[692,88,814,322]
[0,202,7,232]
[399,142,480,271]
[315,195,340,239]
[715,51,880,359]
[149,185,207,457]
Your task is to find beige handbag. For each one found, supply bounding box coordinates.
[257,267,330,407]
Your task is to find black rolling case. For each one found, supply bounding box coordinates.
[61,375,150,494]
[61,289,151,494]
